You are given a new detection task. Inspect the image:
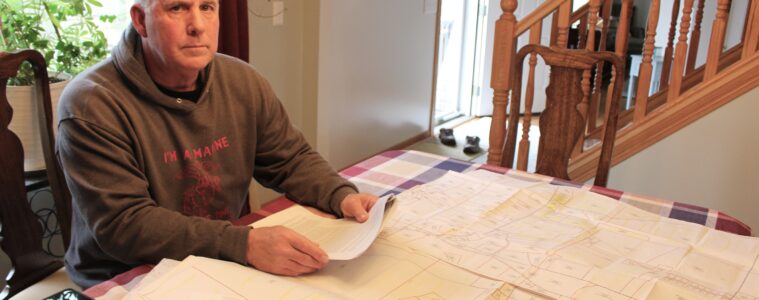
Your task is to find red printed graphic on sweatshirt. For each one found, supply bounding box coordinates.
[163,136,230,164]
[175,160,231,220]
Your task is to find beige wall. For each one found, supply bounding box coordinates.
[247,0,320,205]
[249,0,305,132]
[247,0,437,204]
[608,87,759,235]
[317,0,437,169]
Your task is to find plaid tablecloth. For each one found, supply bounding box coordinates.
[84,150,752,298]
[252,150,750,235]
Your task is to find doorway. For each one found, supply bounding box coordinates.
[433,0,489,125]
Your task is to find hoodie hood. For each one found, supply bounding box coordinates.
[111,24,212,112]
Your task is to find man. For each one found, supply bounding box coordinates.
[56,0,377,288]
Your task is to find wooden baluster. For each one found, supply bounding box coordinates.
[598,0,612,52]
[488,0,518,166]
[742,0,759,57]
[517,22,542,171]
[578,15,589,49]
[659,0,681,89]
[573,0,601,155]
[614,0,634,61]
[606,0,633,114]
[634,0,661,122]
[587,0,600,42]
[555,1,571,48]
[685,0,705,74]
[667,0,695,102]
[580,0,601,112]
[587,0,612,133]
[704,0,732,80]
[551,10,559,47]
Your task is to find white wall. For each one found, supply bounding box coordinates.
[249,0,306,133]
[608,87,759,236]
[248,0,437,202]
[317,0,438,169]
[248,0,319,204]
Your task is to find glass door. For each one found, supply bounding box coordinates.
[433,0,489,125]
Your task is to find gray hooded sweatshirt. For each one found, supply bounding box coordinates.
[56,26,357,288]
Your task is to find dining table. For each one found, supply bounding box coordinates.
[82,149,752,299]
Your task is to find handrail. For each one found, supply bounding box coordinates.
[515,0,570,36]
[569,3,590,24]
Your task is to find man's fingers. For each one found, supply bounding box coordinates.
[284,260,318,276]
[289,233,329,265]
[280,265,313,277]
[286,246,325,269]
[344,200,369,222]
[340,193,380,223]
[247,226,327,277]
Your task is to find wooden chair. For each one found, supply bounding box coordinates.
[501,45,624,187]
[1,50,77,299]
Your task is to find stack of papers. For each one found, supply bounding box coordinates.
[124,170,759,299]
[251,194,395,260]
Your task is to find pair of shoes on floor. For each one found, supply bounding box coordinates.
[463,136,481,155]
[438,128,456,146]
[438,128,482,154]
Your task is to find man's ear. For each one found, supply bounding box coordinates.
[130,4,148,37]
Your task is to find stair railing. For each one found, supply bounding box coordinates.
[487,0,759,182]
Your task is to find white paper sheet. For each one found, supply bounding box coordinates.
[124,256,344,300]
[252,194,392,260]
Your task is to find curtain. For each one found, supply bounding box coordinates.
[218,0,249,63]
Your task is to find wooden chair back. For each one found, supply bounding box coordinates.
[501,45,624,187]
[0,49,72,299]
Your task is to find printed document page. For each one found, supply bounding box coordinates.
[124,256,344,300]
[252,194,392,260]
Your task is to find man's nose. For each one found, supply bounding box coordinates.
[187,8,206,36]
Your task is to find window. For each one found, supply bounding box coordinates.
[93,1,134,48]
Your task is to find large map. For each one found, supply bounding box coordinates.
[382,170,759,299]
[125,170,759,299]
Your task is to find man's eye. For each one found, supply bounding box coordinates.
[200,4,215,11]
[170,5,183,11]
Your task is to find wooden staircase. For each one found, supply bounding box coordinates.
[487,0,759,182]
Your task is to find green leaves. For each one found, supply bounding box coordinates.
[0,0,116,85]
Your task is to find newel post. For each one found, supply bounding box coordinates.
[488,0,518,166]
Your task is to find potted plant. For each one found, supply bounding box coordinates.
[1,0,114,171]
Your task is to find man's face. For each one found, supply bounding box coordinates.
[138,0,219,73]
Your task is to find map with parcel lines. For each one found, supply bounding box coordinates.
[125,169,759,299]
[381,170,759,299]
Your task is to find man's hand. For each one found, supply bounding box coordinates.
[340,193,379,223]
[246,226,328,276]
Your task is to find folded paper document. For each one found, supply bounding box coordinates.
[251,194,395,260]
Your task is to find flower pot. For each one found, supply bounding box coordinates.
[7,73,72,172]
